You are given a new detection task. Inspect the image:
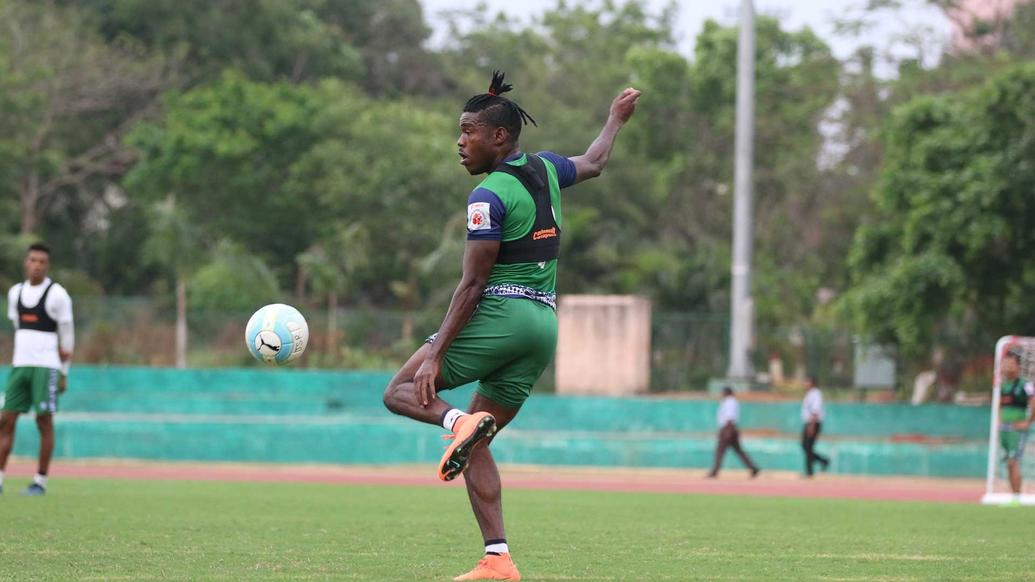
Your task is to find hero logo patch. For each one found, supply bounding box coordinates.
[467,202,491,231]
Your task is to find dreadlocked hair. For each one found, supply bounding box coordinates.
[463,70,537,142]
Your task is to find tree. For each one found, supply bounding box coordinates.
[66,0,363,84]
[141,196,207,368]
[191,240,281,311]
[0,0,173,235]
[840,63,1035,387]
[312,0,452,95]
[125,72,330,271]
[283,85,469,309]
[296,224,370,359]
[439,5,843,326]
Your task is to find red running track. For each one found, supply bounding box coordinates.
[4,459,983,504]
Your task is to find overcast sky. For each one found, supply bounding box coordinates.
[420,0,952,73]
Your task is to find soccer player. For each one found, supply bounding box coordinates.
[0,243,74,496]
[706,386,760,479]
[801,375,830,477]
[383,71,639,581]
[998,349,1034,500]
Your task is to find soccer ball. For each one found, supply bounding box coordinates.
[245,303,309,365]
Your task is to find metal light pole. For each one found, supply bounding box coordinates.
[727,0,756,382]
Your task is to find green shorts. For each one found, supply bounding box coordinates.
[433,296,557,408]
[2,366,61,415]
[1001,407,1030,460]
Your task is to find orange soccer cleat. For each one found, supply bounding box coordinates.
[438,412,497,481]
[453,553,521,581]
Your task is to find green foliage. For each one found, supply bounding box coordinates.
[841,63,1035,358]
[0,233,36,291]
[67,0,363,83]
[1003,0,1035,57]
[190,240,281,311]
[285,84,468,306]
[8,0,1035,375]
[141,196,207,281]
[311,0,448,95]
[126,72,330,271]
[0,0,173,236]
[841,252,964,355]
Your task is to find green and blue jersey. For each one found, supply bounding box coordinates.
[466,151,576,297]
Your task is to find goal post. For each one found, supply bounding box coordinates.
[982,335,1035,505]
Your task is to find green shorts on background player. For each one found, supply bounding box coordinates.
[997,349,1035,501]
[0,243,75,497]
[382,71,640,581]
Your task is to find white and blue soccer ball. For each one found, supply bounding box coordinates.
[245,303,309,365]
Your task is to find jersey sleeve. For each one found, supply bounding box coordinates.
[47,284,75,365]
[466,187,506,241]
[537,151,577,189]
[7,285,18,329]
[1026,382,1035,397]
[46,284,74,325]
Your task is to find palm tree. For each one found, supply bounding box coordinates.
[143,196,206,368]
[296,224,370,362]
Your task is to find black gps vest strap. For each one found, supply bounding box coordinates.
[1003,378,1030,410]
[17,282,58,333]
[493,154,561,265]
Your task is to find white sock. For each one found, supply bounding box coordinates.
[442,409,466,432]
[0,470,5,486]
[485,542,509,555]
[33,474,47,488]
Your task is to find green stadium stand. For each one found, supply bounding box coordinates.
[3,366,989,477]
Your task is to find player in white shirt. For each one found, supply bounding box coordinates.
[801,376,830,477]
[0,243,74,496]
[706,386,760,478]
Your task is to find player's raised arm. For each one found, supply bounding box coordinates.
[569,87,641,185]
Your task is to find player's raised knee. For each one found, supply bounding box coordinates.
[382,379,405,415]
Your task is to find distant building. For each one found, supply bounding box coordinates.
[947,0,1024,51]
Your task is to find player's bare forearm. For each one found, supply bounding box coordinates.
[572,120,623,182]
[571,88,641,184]
[426,240,500,362]
[426,282,485,362]
[1007,407,1035,430]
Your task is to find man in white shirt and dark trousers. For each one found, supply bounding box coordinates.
[0,243,74,496]
[706,386,760,478]
[801,375,830,477]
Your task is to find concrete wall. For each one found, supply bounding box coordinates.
[554,295,651,395]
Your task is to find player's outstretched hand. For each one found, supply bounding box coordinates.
[610,88,641,124]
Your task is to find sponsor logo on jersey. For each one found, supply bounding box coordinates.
[532,227,557,240]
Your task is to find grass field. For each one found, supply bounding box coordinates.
[2,477,1034,581]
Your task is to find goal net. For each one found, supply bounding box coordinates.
[982,336,1035,505]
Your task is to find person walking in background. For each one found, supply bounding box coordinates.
[0,243,75,496]
[706,387,760,479]
[801,375,830,477]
